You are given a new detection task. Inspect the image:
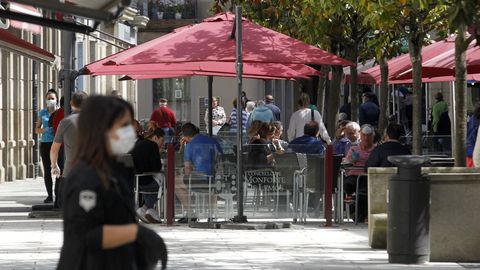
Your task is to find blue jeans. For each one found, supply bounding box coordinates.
[161,128,174,144]
[139,180,159,209]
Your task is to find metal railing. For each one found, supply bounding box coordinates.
[133,0,197,21]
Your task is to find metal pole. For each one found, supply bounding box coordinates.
[166,144,175,225]
[425,83,429,134]
[207,76,213,136]
[32,34,39,179]
[61,20,76,115]
[324,145,333,227]
[451,81,456,156]
[233,6,247,223]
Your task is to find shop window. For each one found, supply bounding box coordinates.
[152,78,190,122]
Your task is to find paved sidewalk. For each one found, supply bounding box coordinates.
[0,179,478,270]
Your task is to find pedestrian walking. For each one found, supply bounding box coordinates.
[35,89,58,204]
[248,100,274,126]
[50,91,88,208]
[468,103,480,167]
[229,98,248,133]
[264,95,281,121]
[150,98,177,143]
[204,96,226,135]
[359,92,380,127]
[287,93,330,144]
[431,92,451,153]
[58,96,167,270]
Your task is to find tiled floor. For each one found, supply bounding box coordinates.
[0,179,477,270]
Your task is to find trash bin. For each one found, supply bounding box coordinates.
[387,155,430,264]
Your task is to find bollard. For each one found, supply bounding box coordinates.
[324,144,333,227]
[387,155,430,264]
[166,144,175,226]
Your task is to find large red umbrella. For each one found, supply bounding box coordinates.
[361,38,457,84]
[97,12,353,67]
[87,61,321,80]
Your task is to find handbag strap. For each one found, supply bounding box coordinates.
[311,108,315,122]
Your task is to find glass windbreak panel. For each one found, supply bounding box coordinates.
[152,78,191,122]
[166,135,328,223]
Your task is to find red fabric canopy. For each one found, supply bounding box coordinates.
[120,71,291,81]
[89,12,352,68]
[0,29,55,63]
[413,41,480,77]
[88,61,320,80]
[390,74,480,84]
[361,38,457,84]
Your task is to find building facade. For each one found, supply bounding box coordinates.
[0,5,139,183]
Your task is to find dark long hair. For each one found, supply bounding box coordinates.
[73,96,134,187]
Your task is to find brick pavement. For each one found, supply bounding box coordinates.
[0,179,477,270]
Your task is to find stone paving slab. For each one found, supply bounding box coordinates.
[0,179,478,270]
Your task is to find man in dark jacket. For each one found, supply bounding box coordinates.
[289,121,325,155]
[359,92,380,127]
[365,123,411,168]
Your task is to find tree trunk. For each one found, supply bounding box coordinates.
[409,35,424,155]
[347,47,359,122]
[454,29,468,167]
[317,65,330,113]
[327,65,343,136]
[378,57,389,134]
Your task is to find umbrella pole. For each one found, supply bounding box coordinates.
[208,76,213,136]
[234,5,247,223]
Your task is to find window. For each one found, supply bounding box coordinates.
[152,78,190,122]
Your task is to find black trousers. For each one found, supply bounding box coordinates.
[40,142,53,197]
[344,175,368,222]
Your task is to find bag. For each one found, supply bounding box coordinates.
[218,122,231,133]
[110,177,168,270]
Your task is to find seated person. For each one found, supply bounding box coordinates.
[175,123,223,223]
[246,122,276,169]
[343,124,376,223]
[365,123,411,168]
[130,127,165,224]
[333,121,360,156]
[271,121,288,152]
[289,121,325,155]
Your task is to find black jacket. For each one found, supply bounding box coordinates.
[57,160,136,270]
[130,139,162,186]
[359,101,380,126]
[365,141,411,169]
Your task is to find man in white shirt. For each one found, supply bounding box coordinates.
[287,93,331,144]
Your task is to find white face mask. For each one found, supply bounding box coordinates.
[46,100,57,107]
[109,125,137,156]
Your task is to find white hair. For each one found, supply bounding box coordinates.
[345,121,360,131]
[246,101,256,112]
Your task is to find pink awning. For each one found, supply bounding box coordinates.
[0,29,54,64]
[361,38,457,84]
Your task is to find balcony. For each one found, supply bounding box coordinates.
[133,0,198,32]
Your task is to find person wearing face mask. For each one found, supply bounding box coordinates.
[130,127,165,224]
[35,89,58,203]
[58,96,167,270]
